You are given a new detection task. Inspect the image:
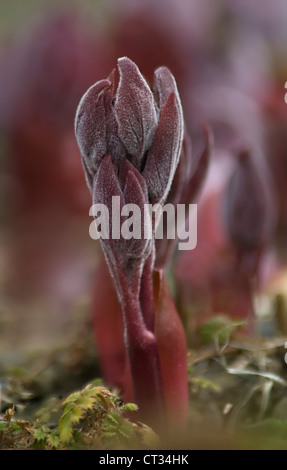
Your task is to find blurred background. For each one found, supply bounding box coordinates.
[0,0,287,363]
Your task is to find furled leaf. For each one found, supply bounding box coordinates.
[143,93,183,204]
[153,271,188,427]
[75,79,110,170]
[115,57,157,166]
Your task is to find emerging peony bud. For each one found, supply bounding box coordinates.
[222,149,275,257]
[75,57,187,428]
[221,149,276,333]
[75,57,184,204]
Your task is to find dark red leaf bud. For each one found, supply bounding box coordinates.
[75,57,184,205]
[223,149,275,255]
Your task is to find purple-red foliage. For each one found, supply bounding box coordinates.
[223,149,276,275]
[75,57,189,428]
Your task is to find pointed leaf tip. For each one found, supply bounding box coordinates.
[115,57,157,167]
[143,92,183,204]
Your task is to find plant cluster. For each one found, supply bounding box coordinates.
[0,383,157,450]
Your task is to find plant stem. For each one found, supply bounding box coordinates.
[139,252,156,332]
[119,271,165,428]
[103,248,165,427]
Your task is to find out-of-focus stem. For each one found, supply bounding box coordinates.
[237,250,261,335]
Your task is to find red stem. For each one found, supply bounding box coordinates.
[118,267,165,428]
[102,246,165,427]
[139,252,156,332]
